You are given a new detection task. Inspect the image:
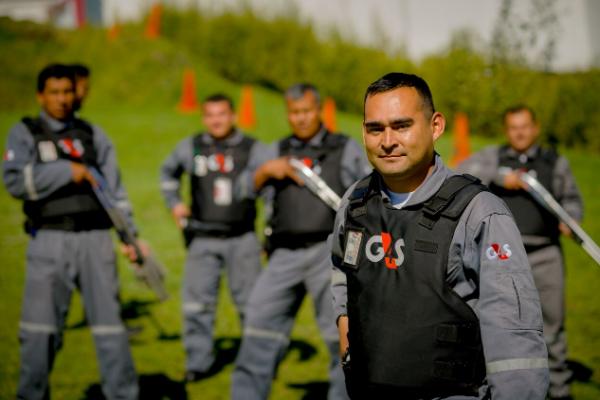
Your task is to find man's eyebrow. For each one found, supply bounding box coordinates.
[364,118,414,128]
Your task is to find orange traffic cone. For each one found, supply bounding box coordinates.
[145,4,162,39]
[450,112,471,167]
[107,22,120,41]
[177,68,200,113]
[322,97,337,132]
[238,85,257,130]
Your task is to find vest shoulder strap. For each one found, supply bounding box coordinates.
[419,174,487,229]
[540,146,558,165]
[347,173,374,218]
[21,117,46,137]
[22,116,94,137]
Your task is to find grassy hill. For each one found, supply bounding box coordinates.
[0,17,599,400]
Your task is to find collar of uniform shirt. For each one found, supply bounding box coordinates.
[377,152,453,208]
[506,143,541,159]
[382,187,413,209]
[40,109,70,131]
[289,124,328,147]
[201,128,245,146]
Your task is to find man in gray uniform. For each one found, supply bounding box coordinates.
[457,105,583,400]
[3,64,139,399]
[231,83,370,400]
[160,93,264,382]
[332,73,549,399]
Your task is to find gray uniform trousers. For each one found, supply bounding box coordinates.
[17,229,138,400]
[528,244,571,398]
[231,241,347,400]
[183,231,262,372]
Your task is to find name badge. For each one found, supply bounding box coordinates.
[343,230,363,266]
[38,141,58,162]
[213,177,232,206]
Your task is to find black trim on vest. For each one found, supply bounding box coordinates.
[187,132,256,238]
[340,172,487,398]
[21,116,111,231]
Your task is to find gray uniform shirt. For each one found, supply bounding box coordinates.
[159,129,267,209]
[456,144,583,245]
[331,155,549,399]
[3,110,138,233]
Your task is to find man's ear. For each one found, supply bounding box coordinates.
[431,112,446,142]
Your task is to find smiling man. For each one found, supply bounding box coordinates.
[160,93,265,383]
[457,105,583,400]
[331,73,549,399]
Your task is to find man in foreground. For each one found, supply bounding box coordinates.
[331,73,549,399]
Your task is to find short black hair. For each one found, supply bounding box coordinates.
[503,104,536,124]
[37,64,76,93]
[364,72,435,118]
[285,83,321,105]
[70,63,90,78]
[203,93,235,110]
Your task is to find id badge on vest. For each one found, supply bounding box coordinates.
[213,177,232,206]
[38,140,58,162]
[343,228,364,269]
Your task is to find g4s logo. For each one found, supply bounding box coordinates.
[486,243,512,260]
[366,232,405,270]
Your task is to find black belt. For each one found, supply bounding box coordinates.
[267,232,330,251]
[32,213,112,232]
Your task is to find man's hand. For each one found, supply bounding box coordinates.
[503,171,526,191]
[337,315,349,358]
[559,222,573,237]
[120,239,150,264]
[71,162,96,186]
[171,202,191,229]
[254,157,304,190]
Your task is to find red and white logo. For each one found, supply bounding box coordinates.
[486,243,512,260]
[366,232,405,270]
[58,138,84,159]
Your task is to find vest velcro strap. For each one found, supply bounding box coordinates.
[419,175,484,229]
[348,175,373,217]
[414,239,438,254]
[435,323,479,345]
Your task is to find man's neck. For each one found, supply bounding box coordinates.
[381,162,435,194]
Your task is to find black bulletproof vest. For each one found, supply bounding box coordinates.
[189,133,256,235]
[340,173,487,397]
[269,132,347,246]
[21,117,109,225]
[489,145,559,241]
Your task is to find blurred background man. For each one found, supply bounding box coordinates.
[160,93,265,382]
[231,83,370,400]
[457,105,583,400]
[3,63,140,400]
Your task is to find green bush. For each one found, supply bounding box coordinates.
[1,9,600,150]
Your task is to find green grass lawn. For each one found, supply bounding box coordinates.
[1,95,599,399]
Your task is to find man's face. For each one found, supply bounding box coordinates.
[504,110,539,152]
[363,87,444,182]
[286,91,321,141]
[202,100,236,139]
[37,77,75,121]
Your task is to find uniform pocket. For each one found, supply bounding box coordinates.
[487,270,542,330]
[510,273,543,330]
